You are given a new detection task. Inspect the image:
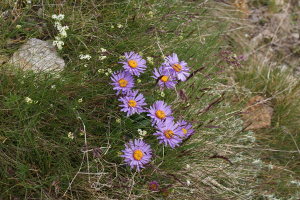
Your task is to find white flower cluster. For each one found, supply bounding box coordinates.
[291,180,300,187]
[25,97,38,104]
[98,68,112,76]
[79,54,92,60]
[138,129,147,139]
[67,132,74,140]
[25,97,33,104]
[98,48,107,61]
[52,14,69,50]
[146,56,154,65]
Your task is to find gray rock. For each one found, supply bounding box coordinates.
[9,38,65,72]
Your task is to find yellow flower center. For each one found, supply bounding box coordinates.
[164,130,174,139]
[182,128,188,135]
[128,99,137,107]
[160,75,169,82]
[149,183,158,190]
[172,64,182,72]
[118,79,128,87]
[133,149,144,161]
[155,110,166,119]
[128,60,138,68]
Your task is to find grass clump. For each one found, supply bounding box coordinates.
[233,61,300,199]
[0,0,260,199]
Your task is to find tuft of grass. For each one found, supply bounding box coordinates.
[233,60,300,198]
[1,0,261,199]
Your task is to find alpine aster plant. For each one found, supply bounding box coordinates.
[152,66,177,89]
[153,118,183,148]
[119,52,147,76]
[164,53,190,81]
[121,139,152,171]
[147,100,173,124]
[176,120,195,138]
[118,90,147,116]
[110,70,135,94]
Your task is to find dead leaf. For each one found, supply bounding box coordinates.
[233,0,249,17]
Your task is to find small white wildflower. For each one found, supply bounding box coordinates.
[290,180,300,187]
[107,68,112,73]
[25,97,33,104]
[84,64,88,68]
[252,159,264,167]
[78,98,83,103]
[99,55,107,61]
[146,56,154,64]
[186,164,191,169]
[186,180,191,186]
[57,14,65,21]
[105,72,109,76]
[267,164,274,170]
[100,48,107,53]
[160,91,165,97]
[59,29,68,38]
[98,69,104,73]
[16,25,22,29]
[27,0,32,4]
[116,118,121,123]
[51,85,56,89]
[52,14,58,20]
[117,23,123,28]
[79,54,91,60]
[53,40,64,50]
[137,79,142,83]
[52,14,64,21]
[138,129,147,137]
[67,132,74,140]
[111,25,115,29]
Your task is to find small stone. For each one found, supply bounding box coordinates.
[242,96,273,130]
[291,33,299,39]
[9,38,65,72]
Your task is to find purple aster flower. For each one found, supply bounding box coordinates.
[119,52,147,76]
[147,100,173,124]
[164,53,190,81]
[121,139,152,171]
[118,90,147,116]
[152,66,177,89]
[110,70,134,94]
[154,119,183,148]
[176,120,195,138]
[148,181,159,191]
